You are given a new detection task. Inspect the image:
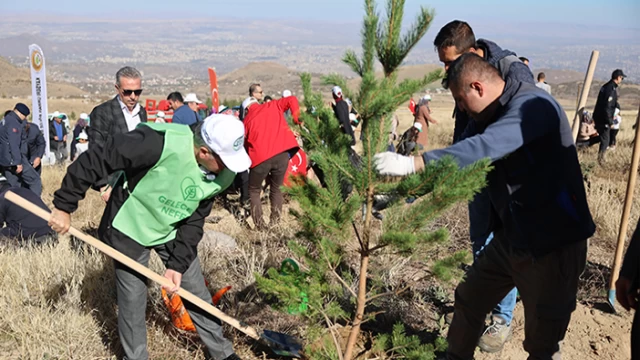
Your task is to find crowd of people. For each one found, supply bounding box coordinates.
[0,18,637,360]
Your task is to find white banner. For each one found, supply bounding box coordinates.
[29,44,50,158]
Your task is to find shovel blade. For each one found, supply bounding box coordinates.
[260,330,303,358]
[607,289,617,313]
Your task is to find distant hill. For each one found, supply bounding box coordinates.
[0,56,86,98]
[533,68,586,84]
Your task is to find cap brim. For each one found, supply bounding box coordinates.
[219,149,252,173]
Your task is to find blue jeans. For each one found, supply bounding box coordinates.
[469,190,517,325]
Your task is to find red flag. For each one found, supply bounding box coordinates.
[284,149,308,187]
[208,67,219,112]
[408,98,416,114]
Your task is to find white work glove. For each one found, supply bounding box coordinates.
[374,152,416,176]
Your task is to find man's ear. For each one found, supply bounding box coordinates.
[471,81,484,97]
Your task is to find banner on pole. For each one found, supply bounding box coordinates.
[29,44,50,158]
[208,67,219,113]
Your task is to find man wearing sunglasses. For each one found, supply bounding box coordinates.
[88,66,148,202]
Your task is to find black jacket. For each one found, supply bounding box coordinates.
[593,80,619,127]
[49,119,68,144]
[53,126,211,273]
[0,186,53,238]
[332,99,355,145]
[88,96,148,188]
[25,123,46,164]
[423,80,595,255]
[0,112,23,167]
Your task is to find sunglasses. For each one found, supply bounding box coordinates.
[120,88,143,96]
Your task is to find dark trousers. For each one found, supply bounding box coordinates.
[610,129,619,146]
[597,126,610,156]
[2,162,42,196]
[447,234,587,360]
[115,245,234,360]
[248,152,289,229]
[234,170,249,205]
[51,141,68,163]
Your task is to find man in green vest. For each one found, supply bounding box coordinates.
[48,114,250,360]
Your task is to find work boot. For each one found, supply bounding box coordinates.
[478,315,512,353]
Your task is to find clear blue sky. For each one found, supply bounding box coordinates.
[3,0,639,27]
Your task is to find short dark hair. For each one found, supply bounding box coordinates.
[446,53,501,92]
[249,83,261,96]
[519,57,529,63]
[433,20,476,53]
[3,110,11,117]
[167,92,183,102]
[537,72,546,81]
[264,95,273,102]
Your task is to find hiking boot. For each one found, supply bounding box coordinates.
[478,315,512,353]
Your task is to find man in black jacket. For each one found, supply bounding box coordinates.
[88,66,148,202]
[49,116,249,360]
[25,121,46,175]
[593,69,625,163]
[1,104,42,196]
[331,86,356,146]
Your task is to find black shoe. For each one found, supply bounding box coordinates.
[223,354,242,360]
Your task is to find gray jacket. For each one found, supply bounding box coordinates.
[423,79,595,254]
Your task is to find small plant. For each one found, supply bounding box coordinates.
[256,0,492,358]
[69,111,77,121]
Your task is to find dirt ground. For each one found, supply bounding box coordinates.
[1,91,638,359]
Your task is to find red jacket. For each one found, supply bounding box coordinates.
[244,96,301,168]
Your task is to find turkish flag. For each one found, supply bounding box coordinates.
[284,149,308,187]
[408,98,416,114]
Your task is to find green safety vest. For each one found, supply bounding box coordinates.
[112,123,235,247]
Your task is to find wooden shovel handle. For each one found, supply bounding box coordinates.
[4,191,260,340]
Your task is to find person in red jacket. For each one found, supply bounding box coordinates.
[242,95,301,230]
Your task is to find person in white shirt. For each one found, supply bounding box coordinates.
[87,66,148,202]
[73,132,89,161]
[535,72,552,95]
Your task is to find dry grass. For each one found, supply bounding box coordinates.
[1,97,638,359]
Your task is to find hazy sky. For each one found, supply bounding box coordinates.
[3,0,639,28]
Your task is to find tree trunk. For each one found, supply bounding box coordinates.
[343,187,374,359]
[343,254,369,360]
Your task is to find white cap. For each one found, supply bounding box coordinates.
[413,122,423,132]
[157,111,165,118]
[349,113,357,122]
[422,94,432,101]
[77,131,88,140]
[218,105,228,113]
[52,111,60,117]
[80,113,89,120]
[184,93,202,104]
[201,114,251,173]
[332,86,342,97]
[241,97,259,112]
[282,90,292,98]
